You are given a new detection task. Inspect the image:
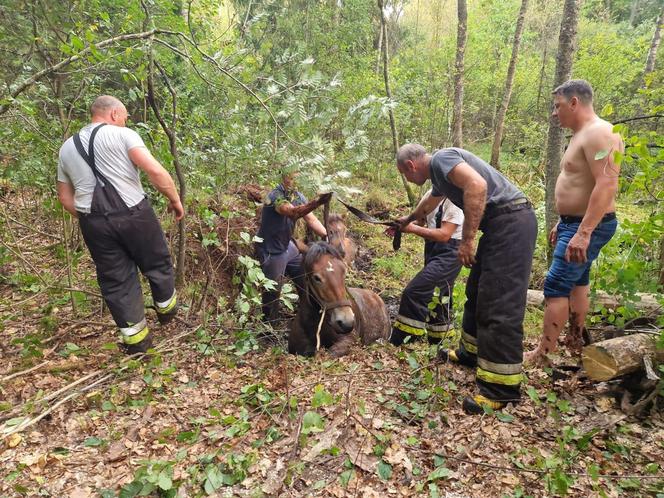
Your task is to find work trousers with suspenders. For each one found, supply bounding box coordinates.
[459,199,537,402]
[73,124,176,345]
[392,239,462,343]
[392,201,462,345]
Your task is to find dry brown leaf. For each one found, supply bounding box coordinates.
[69,487,93,498]
[383,445,412,473]
[344,440,378,474]
[261,458,285,495]
[19,452,48,473]
[595,395,614,412]
[105,441,126,463]
[6,433,22,448]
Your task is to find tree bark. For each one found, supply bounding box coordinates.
[643,5,664,84]
[544,0,581,259]
[147,60,187,289]
[535,40,548,114]
[452,0,467,148]
[526,289,662,315]
[629,0,639,27]
[375,16,383,74]
[582,333,664,381]
[490,0,529,169]
[659,234,664,288]
[377,0,416,207]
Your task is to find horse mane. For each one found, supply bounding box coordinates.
[327,213,344,226]
[303,241,343,274]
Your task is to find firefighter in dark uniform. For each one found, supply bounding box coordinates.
[255,166,331,321]
[389,192,464,346]
[57,96,183,354]
[396,144,537,414]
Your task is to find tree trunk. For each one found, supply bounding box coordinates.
[526,289,662,315]
[452,0,467,148]
[629,0,639,27]
[147,55,187,288]
[536,40,548,114]
[582,333,664,381]
[375,17,383,74]
[490,0,529,169]
[643,5,664,84]
[659,234,664,288]
[378,0,416,207]
[544,0,581,260]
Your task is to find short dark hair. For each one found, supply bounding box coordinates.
[396,143,426,166]
[552,79,593,104]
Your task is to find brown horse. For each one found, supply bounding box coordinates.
[326,214,358,266]
[288,242,389,357]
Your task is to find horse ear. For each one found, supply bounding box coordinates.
[294,238,309,254]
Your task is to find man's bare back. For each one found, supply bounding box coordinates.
[555,118,621,216]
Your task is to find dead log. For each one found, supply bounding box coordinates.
[526,289,662,315]
[582,333,664,381]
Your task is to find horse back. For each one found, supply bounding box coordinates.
[348,287,390,345]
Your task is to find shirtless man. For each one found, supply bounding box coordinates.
[525,79,623,364]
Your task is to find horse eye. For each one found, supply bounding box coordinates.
[313,274,322,283]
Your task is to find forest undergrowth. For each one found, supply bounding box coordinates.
[1,186,663,498]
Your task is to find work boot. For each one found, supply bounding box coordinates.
[120,331,154,355]
[437,348,476,368]
[462,394,507,414]
[155,293,178,325]
[156,303,178,325]
[261,291,281,323]
[389,327,423,346]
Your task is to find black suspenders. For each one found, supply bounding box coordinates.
[72,123,108,184]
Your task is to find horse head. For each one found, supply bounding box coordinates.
[303,241,355,334]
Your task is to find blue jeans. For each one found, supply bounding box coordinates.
[544,215,617,298]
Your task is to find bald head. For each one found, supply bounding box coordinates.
[90,95,128,126]
[90,95,125,117]
[396,143,427,167]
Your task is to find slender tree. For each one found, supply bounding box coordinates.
[452,0,467,147]
[490,0,529,169]
[642,4,663,85]
[544,0,582,250]
[629,0,640,27]
[378,0,416,206]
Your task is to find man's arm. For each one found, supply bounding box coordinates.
[57,181,77,217]
[399,191,444,227]
[128,147,184,220]
[303,212,327,237]
[402,221,458,242]
[446,162,487,266]
[275,192,332,220]
[566,128,622,263]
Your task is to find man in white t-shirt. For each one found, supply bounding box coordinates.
[389,192,464,345]
[57,95,184,354]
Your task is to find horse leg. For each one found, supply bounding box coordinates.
[327,333,355,358]
[288,315,316,356]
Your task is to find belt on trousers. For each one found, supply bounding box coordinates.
[559,212,616,224]
[483,197,530,222]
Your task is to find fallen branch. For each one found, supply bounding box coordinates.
[3,213,61,241]
[526,289,662,315]
[582,333,664,381]
[0,361,50,383]
[1,326,200,429]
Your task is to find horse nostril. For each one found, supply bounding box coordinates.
[336,319,354,334]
